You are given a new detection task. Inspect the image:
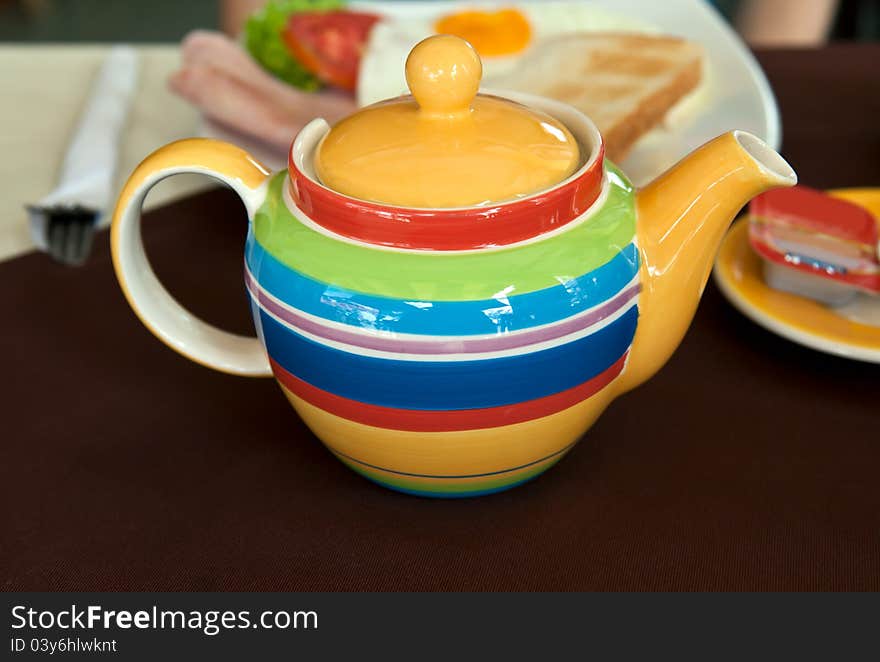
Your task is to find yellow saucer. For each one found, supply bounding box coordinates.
[713,188,880,363]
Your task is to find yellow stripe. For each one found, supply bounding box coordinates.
[278,382,616,476]
[333,450,567,495]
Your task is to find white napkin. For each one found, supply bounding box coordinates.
[30,46,139,248]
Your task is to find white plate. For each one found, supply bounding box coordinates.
[202,0,780,186]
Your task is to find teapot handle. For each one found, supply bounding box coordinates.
[110,138,273,376]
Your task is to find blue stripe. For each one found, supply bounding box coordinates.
[245,232,639,336]
[257,306,637,410]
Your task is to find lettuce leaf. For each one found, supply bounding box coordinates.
[245,0,344,91]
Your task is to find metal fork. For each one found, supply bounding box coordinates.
[28,205,100,266]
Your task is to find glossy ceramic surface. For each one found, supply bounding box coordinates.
[111,73,795,496]
[714,189,880,364]
[240,92,634,495]
[289,127,604,251]
[314,35,581,208]
[246,181,638,495]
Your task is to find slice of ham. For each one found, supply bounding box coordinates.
[180,31,288,99]
[169,30,356,152]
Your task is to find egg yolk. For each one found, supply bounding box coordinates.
[434,8,532,57]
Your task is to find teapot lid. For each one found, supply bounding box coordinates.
[314,35,581,208]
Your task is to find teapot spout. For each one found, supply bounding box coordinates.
[620,131,796,392]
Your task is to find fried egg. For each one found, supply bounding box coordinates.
[357,1,653,107]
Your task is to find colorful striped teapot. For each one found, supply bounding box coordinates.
[111,36,796,496]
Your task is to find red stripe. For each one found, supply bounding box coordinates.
[271,352,626,432]
[287,142,605,251]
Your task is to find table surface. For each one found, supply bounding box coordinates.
[3,45,879,591]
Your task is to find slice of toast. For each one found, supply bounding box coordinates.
[488,33,704,162]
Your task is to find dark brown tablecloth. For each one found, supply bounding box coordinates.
[2,46,879,592]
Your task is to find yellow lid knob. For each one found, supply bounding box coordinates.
[405,35,481,117]
[314,35,581,208]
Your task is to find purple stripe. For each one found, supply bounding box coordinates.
[245,269,639,355]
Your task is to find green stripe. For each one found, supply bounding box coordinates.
[253,165,636,301]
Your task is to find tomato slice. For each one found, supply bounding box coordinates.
[282,11,381,92]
